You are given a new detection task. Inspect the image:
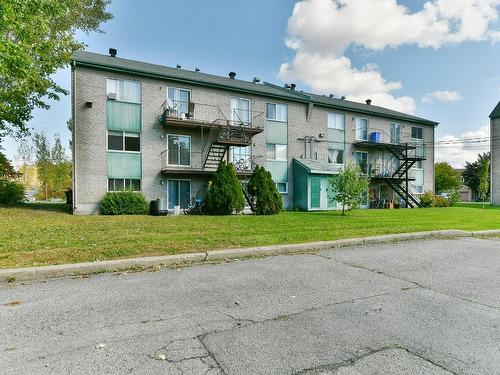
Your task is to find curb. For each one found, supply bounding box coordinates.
[0,229,497,283]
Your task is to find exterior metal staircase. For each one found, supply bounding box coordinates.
[203,143,227,170]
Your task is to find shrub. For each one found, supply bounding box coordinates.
[205,161,245,215]
[434,196,451,207]
[0,178,25,205]
[419,191,435,208]
[447,190,461,205]
[100,191,148,215]
[247,166,282,215]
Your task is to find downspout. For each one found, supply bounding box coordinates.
[71,60,77,212]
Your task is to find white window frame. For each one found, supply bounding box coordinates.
[266,102,288,122]
[166,134,192,167]
[106,130,141,153]
[231,97,252,125]
[266,144,287,161]
[167,86,191,114]
[276,181,288,194]
[167,179,192,209]
[355,117,369,141]
[107,178,141,192]
[106,78,141,104]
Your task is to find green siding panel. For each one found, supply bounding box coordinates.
[266,160,288,182]
[107,101,141,132]
[265,120,287,144]
[310,176,321,208]
[292,160,308,211]
[107,152,142,179]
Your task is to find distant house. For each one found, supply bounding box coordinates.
[490,101,500,205]
[454,168,472,202]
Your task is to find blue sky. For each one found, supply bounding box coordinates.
[3,0,500,167]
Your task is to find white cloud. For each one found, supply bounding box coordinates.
[279,0,500,113]
[422,90,463,103]
[435,125,490,168]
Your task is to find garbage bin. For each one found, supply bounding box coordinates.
[150,198,168,216]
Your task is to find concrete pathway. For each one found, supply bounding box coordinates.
[1,237,499,374]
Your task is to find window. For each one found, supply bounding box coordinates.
[276,182,288,194]
[354,151,369,174]
[167,135,191,166]
[411,127,423,139]
[327,113,345,164]
[266,103,288,122]
[167,180,191,209]
[390,123,401,144]
[267,144,287,161]
[108,178,141,191]
[106,79,141,103]
[328,149,344,164]
[167,87,191,116]
[231,97,251,125]
[355,118,368,141]
[107,131,140,152]
[230,146,252,168]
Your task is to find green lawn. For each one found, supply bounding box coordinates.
[0,203,499,269]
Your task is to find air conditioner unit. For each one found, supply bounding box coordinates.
[107,92,117,100]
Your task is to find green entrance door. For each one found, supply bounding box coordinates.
[310,176,321,209]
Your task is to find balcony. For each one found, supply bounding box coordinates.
[160,150,258,177]
[161,99,264,138]
[358,162,416,182]
[352,128,425,161]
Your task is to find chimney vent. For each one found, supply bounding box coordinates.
[109,48,117,57]
[253,77,261,84]
[176,64,182,69]
[284,83,291,89]
[366,99,372,105]
[228,72,236,79]
[195,67,200,72]
[290,83,296,90]
[341,96,346,100]
[329,93,334,99]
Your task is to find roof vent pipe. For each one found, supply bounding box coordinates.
[284,83,291,89]
[253,77,261,84]
[228,72,236,79]
[195,67,200,72]
[109,48,117,57]
[366,99,372,105]
[329,94,334,99]
[176,64,182,69]
[290,83,296,90]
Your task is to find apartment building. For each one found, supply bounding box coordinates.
[70,50,437,215]
[490,100,500,205]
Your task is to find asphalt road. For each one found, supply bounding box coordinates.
[1,237,499,375]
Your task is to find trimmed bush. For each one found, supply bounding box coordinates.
[247,166,282,215]
[419,191,435,208]
[0,178,25,205]
[205,161,245,215]
[434,196,451,207]
[100,191,148,215]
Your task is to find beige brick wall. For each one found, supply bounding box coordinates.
[73,66,435,214]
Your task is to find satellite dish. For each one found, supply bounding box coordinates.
[166,97,175,109]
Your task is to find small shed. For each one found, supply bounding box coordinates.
[293,158,342,211]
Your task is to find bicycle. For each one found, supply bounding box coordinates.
[183,197,205,215]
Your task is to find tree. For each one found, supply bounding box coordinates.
[205,161,245,215]
[50,134,72,198]
[434,162,461,194]
[0,150,17,179]
[0,0,112,138]
[478,156,490,206]
[330,162,370,215]
[33,132,52,200]
[247,166,282,215]
[462,153,490,200]
[16,138,34,186]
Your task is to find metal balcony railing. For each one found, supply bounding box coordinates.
[161,100,264,129]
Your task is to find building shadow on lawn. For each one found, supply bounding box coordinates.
[15,202,72,214]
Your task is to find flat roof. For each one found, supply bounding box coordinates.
[71,50,439,126]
